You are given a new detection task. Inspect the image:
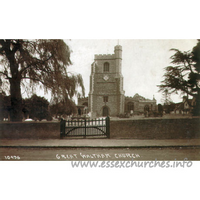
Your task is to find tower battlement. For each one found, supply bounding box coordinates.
[94,54,115,60]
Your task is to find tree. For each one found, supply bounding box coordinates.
[160,89,175,114]
[159,40,200,116]
[50,99,77,118]
[161,89,172,105]
[23,94,52,121]
[0,40,85,121]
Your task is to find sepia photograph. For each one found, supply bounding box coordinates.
[0,39,199,161]
[0,1,199,200]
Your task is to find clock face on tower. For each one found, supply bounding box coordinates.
[103,75,109,81]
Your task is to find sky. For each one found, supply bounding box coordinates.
[63,39,197,104]
[1,39,197,104]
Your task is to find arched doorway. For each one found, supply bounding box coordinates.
[127,102,134,113]
[102,106,109,116]
[144,105,150,112]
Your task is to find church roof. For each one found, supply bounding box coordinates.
[125,93,155,102]
[133,93,146,101]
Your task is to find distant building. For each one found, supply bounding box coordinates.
[77,97,88,115]
[174,96,195,114]
[125,94,157,115]
[78,45,156,118]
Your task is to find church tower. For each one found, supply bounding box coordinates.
[89,45,125,118]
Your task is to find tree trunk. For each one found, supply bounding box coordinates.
[6,46,23,122]
[9,78,22,121]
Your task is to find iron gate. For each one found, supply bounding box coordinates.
[60,117,110,138]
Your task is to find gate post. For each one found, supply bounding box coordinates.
[106,116,110,138]
[60,119,66,136]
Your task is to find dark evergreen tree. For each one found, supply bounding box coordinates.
[159,40,200,116]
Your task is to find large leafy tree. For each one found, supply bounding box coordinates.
[159,40,200,115]
[50,99,77,118]
[23,94,52,121]
[0,40,85,121]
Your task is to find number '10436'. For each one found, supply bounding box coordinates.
[4,156,20,160]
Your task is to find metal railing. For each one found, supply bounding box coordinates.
[60,117,110,138]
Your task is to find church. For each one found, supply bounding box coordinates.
[78,45,157,118]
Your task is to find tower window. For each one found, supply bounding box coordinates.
[104,62,109,72]
[103,96,108,102]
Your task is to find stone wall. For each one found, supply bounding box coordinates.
[1,118,199,140]
[95,95,118,116]
[0,122,60,139]
[110,118,200,139]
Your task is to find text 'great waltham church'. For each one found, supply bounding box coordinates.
[78,45,156,118]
